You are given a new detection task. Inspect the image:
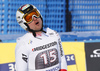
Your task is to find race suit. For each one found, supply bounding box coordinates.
[15,28,67,71]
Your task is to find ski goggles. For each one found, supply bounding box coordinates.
[23,9,41,23]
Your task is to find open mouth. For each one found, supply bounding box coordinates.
[36,22,39,25]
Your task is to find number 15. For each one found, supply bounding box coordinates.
[40,50,56,64]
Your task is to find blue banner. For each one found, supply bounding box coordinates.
[65,54,76,65]
[0,62,16,71]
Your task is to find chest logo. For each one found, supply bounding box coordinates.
[32,41,57,52]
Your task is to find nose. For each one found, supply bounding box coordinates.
[33,16,37,21]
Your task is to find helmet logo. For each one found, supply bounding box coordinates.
[27,8,30,11]
[21,4,30,10]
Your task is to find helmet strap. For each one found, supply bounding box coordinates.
[24,23,36,37]
[24,23,46,37]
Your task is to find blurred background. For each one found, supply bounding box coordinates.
[0,0,100,42]
[0,0,100,71]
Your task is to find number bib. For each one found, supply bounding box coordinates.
[28,39,60,71]
[35,48,59,69]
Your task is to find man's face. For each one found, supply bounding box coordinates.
[28,17,42,31]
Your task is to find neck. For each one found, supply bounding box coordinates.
[36,31,42,35]
[29,31,42,37]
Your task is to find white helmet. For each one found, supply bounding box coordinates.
[16,4,44,36]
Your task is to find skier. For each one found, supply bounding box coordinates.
[15,4,67,71]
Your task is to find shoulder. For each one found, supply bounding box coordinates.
[16,33,32,45]
[46,28,59,37]
[15,33,32,53]
[15,33,33,51]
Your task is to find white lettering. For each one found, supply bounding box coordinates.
[93,49,100,54]
[90,49,100,58]
[8,63,16,71]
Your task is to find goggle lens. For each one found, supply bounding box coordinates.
[24,9,40,23]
